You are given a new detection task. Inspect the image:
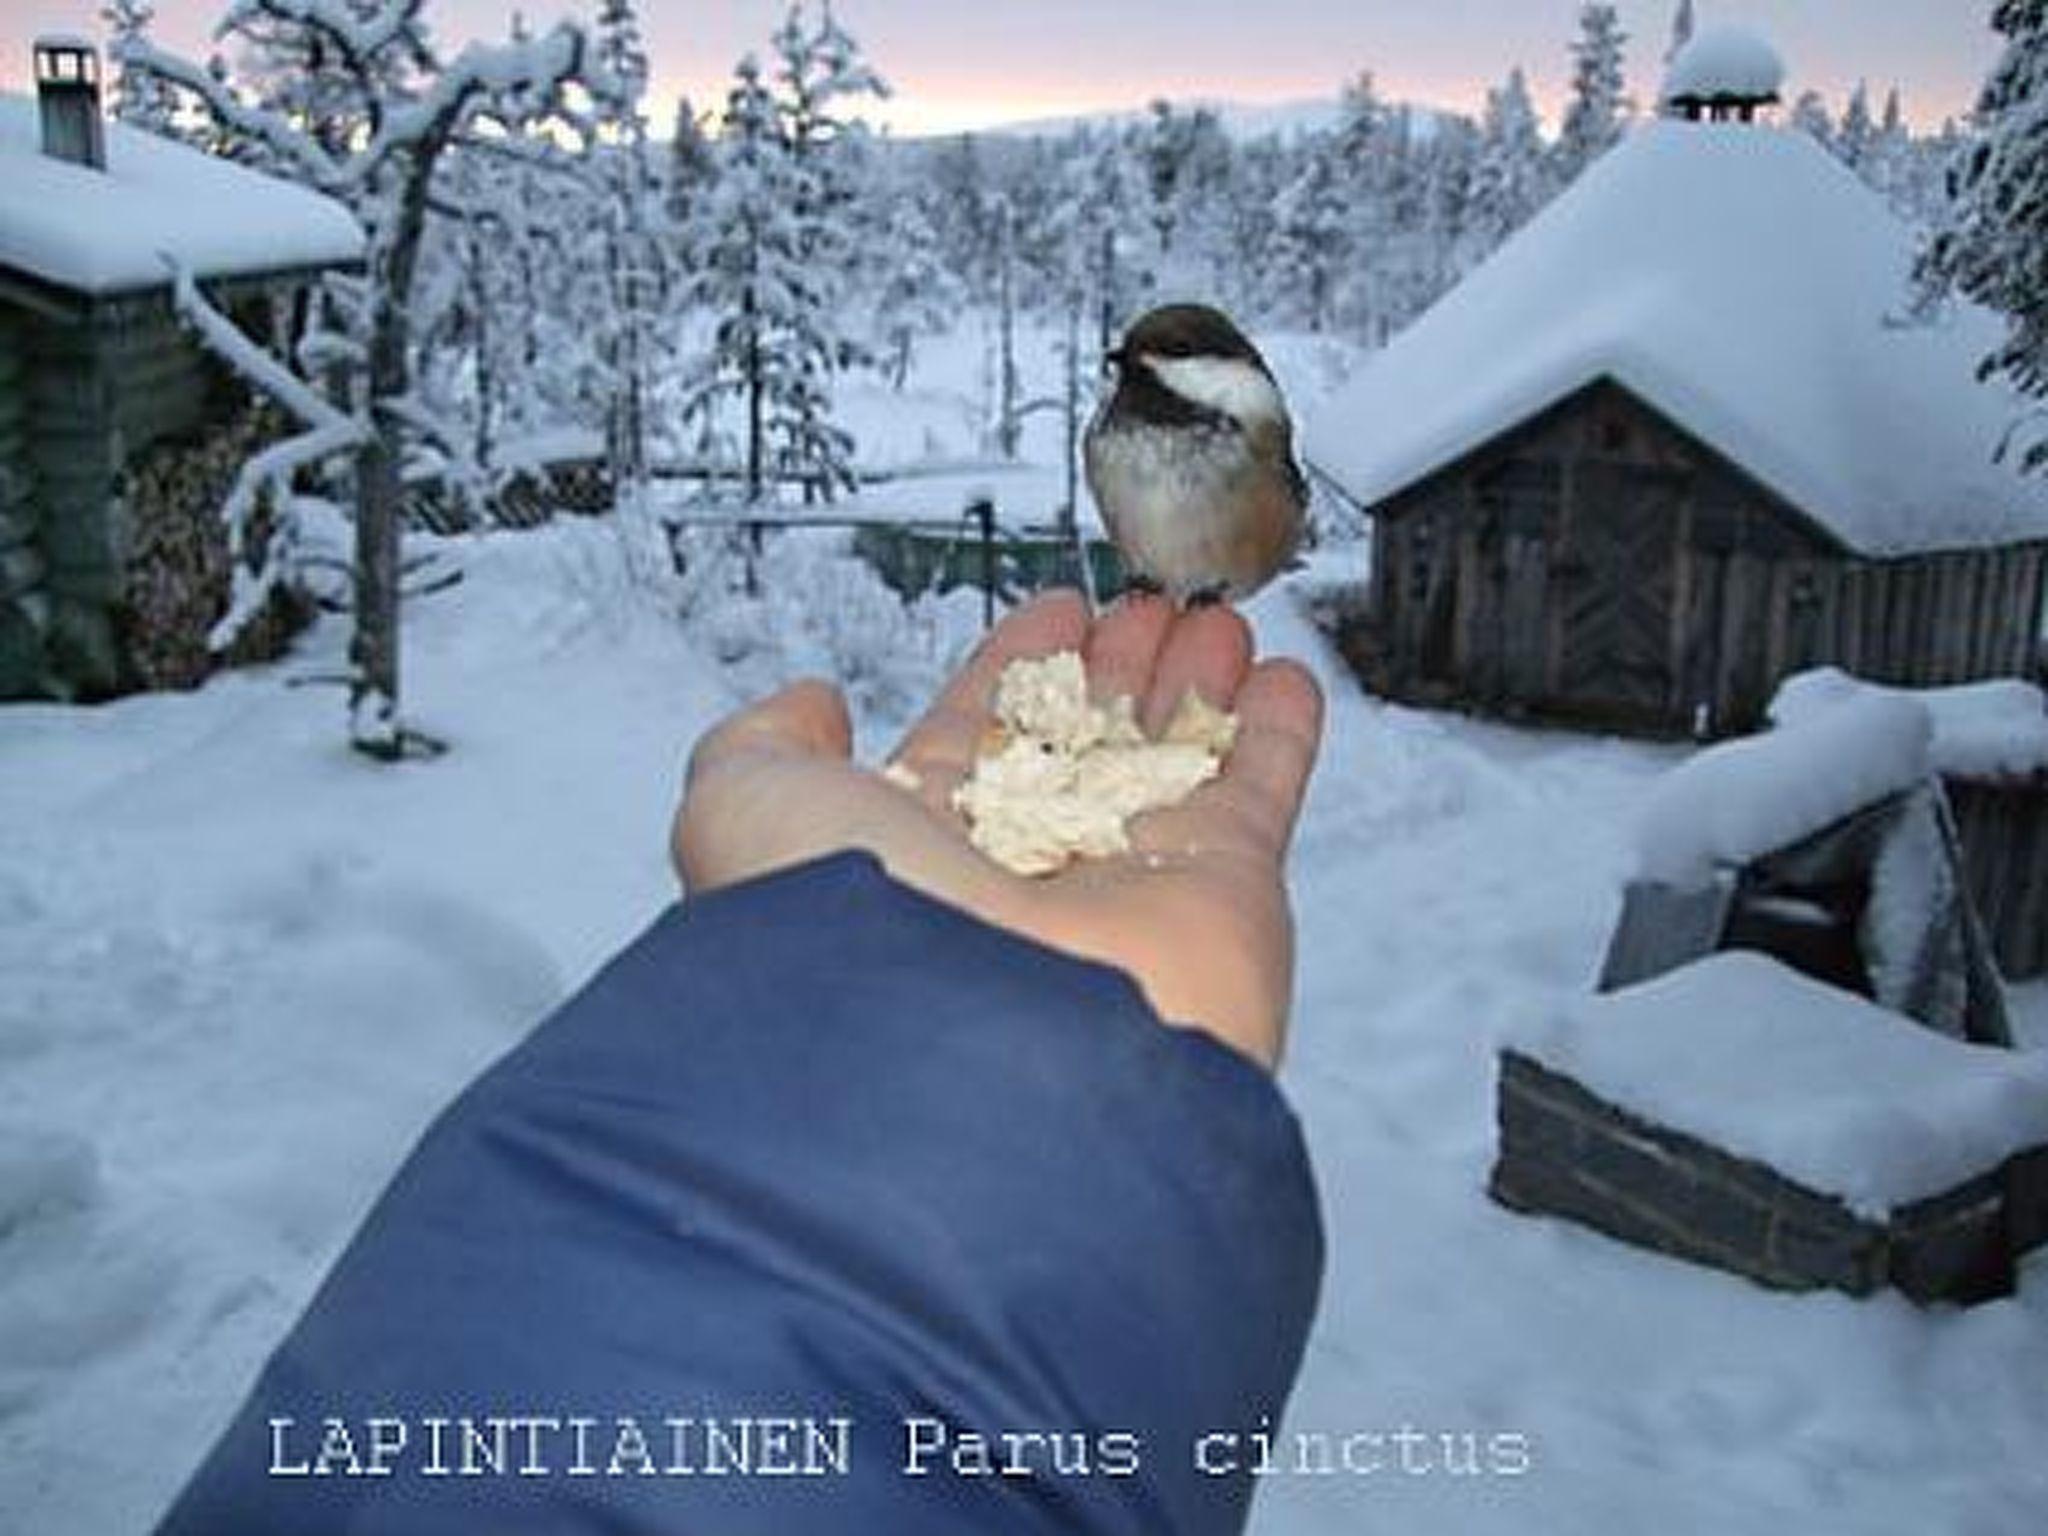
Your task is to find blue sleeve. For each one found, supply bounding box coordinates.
[154,850,1323,1536]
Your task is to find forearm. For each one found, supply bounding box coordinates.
[156,850,1323,1536]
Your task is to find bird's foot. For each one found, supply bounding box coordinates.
[1120,572,1165,601]
[1184,581,1232,609]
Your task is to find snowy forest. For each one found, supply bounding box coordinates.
[90,0,1980,751]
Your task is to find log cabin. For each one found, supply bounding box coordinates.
[1308,36,2048,739]
[0,39,361,699]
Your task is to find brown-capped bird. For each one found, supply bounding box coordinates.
[1083,303,1308,606]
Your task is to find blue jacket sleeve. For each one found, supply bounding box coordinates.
[155,850,1323,1536]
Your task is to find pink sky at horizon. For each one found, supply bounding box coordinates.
[0,2,1999,138]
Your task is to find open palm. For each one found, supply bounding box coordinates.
[673,590,1324,1067]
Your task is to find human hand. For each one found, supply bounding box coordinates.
[673,590,1324,1067]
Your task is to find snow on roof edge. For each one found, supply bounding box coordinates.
[0,95,364,297]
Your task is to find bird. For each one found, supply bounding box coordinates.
[1083,303,1308,606]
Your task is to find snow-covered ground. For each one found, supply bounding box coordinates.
[3,330,2045,1534]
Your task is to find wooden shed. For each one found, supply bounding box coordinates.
[1309,115,2048,739]
[0,40,362,700]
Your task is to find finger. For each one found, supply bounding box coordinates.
[1081,591,1174,708]
[1142,604,1254,736]
[688,677,853,786]
[889,588,1090,808]
[1206,658,1324,855]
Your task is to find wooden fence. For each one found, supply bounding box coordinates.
[1949,773,2048,981]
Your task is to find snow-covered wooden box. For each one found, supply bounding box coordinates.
[1492,953,2048,1304]
[1601,689,2011,1043]
[1771,668,2048,980]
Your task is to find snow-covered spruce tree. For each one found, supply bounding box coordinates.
[1466,68,1552,260]
[1918,0,2048,473]
[100,0,179,134]
[666,96,718,230]
[869,175,962,390]
[593,0,661,506]
[1267,135,1347,333]
[1557,4,1629,185]
[1838,82,1878,176]
[120,2,623,758]
[1665,0,1696,66]
[1789,89,1835,148]
[1328,73,1398,341]
[772,0,888,497]
[682,5,885,504]
[681,56,803,502]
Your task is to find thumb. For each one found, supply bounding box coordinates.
[686,678,854,787]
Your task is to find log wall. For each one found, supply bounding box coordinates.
[0,309,44,693]
[5,289,220,698]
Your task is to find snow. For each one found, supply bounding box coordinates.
[0,94,364,295]
[4,324,2048,1536]
[1515,951,2048,1217]
[1771,667,2048,782]
[1307,119,2048,554]
[1635,691,1933,885]
[1661,24,1787,106]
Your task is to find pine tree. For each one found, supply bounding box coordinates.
[1558,4,1629,185]
[1918,0,2048,473]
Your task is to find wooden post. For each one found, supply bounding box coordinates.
[970,496,996,630]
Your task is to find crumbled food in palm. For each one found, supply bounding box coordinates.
[946,651,1237,876]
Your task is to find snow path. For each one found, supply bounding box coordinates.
[0,527,2044,1533]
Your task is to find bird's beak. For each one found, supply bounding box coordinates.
[1102,346,1125,376]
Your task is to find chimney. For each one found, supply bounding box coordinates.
[35,36,106,171]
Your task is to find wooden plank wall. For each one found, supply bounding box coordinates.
[1949,776,2048,980]
[1362,519,2048,737]
[1671,543,2048,734]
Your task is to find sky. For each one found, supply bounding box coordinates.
[0,1,2001,137]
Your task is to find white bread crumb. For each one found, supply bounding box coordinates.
[953,651,1236,876]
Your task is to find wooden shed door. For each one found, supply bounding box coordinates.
[1553,465,1682,720]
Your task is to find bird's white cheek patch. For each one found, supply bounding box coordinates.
[1144,354,1286,425]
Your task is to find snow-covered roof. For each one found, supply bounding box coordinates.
[1661,24,1785,106]
[0,94,363,297]
[1770,667,2048,782]
[1514,951,2048,1217]
[1307,119,2048,554]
